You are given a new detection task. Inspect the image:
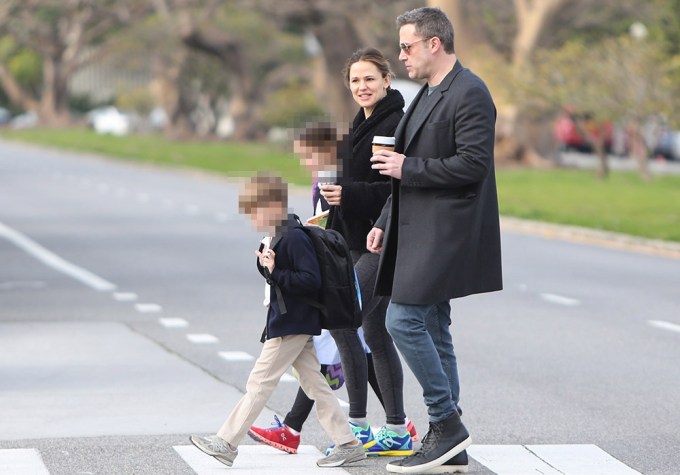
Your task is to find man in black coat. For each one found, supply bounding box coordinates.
[367,7,502,474]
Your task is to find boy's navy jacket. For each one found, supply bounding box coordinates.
[257,215,322,340]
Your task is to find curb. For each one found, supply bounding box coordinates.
[501,216,680,260]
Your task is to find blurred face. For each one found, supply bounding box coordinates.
[398,24,432,81]
[348,60,390,116]
[294,140,336,176]
[249,202,285,233]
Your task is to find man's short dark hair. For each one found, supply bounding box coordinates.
[396,7,455,54]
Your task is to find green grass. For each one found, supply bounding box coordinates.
[3,128,680,242]
[0,128,310,185]
[497,169,680,242]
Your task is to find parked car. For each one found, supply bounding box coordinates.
[652,129,680,161]
[87,106,131,136]
[554,110,613,152]
[10,111,38,129]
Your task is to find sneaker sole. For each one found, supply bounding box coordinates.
[385,436,471,474]
[189,436,235,467]
[317,451,367,468]
[422,464,469,474]
[247,429,298,454]
[367,449,414,457]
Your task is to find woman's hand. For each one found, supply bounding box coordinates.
[256,248,276,273]
[319,184,342,206]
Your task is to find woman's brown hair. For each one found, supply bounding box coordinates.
[342,47,394,87]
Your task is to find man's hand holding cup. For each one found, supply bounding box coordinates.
[370,136,403,179]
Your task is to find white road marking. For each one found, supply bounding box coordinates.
[135,303,163,313]
[218,351,254,362]
[0,221,117,292]
[187,333,219,344]
[540,293,581,306]
[174,444,350,474]
[159,318,190,328]
[648,319,680,334]
[468,444,642,475]
[113,292,138,302]
[526,444,642,475]
[0,448,50,475]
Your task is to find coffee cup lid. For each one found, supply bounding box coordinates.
[372,136,395,146]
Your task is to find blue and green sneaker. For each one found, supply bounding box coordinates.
[366,426,413,456]
[325,420,376,455]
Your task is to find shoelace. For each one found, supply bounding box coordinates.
[265,415,285,431]
[206,436,229,452]
[412,422,442,457]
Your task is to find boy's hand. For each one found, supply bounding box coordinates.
[319,184,342,206]
[256,248,276,273]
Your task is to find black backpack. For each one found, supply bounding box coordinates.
[294,217,362,330]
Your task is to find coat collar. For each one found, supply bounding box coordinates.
[395,60,466,153]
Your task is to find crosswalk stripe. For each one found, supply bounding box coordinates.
[469,445,563,474]
[0,449,50,475]
[526,445,642,475]
[468,444,642,475]
[174,444,350,474]
[0,444,641,474]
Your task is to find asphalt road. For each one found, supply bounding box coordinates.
[1,140,678,475]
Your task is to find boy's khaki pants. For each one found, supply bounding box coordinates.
[217,334,355,447]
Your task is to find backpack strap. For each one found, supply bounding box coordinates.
[264,234,287,314]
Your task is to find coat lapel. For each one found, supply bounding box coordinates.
[397,61,467,154]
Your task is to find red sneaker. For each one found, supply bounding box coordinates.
[406,418,419,442]
[248,415,300,454]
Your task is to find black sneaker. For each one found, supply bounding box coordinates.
[385,412,471,474]
[422,450,469,473]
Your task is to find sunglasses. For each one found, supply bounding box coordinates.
[399,37,431,54]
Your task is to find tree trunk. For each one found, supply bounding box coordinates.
[180,28,263,140]
[628,122,651,182]
[39,56,71,126]
[513,0,566,69]
[150,53,195,139]
[310,15,363,123]
[427,0,504,68]
[0,63,39,112]
[572,115,609,179]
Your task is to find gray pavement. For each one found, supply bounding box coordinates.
[1,139,679,474]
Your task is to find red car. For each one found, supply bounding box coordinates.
[554,110,613,152]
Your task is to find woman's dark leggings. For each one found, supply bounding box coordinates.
[284,251,406,429]
[283,355,385,432]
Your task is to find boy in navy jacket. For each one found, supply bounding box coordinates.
[190,173,364,468]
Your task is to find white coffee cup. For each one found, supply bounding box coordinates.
[317,170,337,185]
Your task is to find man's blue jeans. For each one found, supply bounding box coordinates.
[386,301,460,423]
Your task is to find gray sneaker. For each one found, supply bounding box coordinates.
[317,440,367,467]
[189,435,238,467]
